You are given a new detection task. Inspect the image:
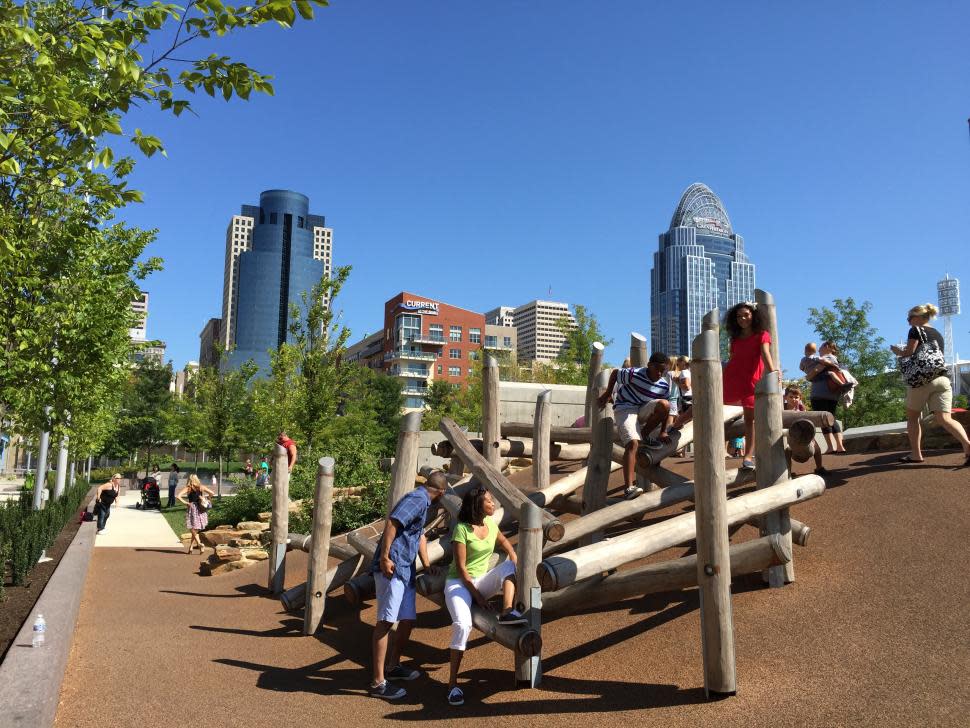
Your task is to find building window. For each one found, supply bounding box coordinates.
[450,348,461,359]
[504,336,512,348]
[437,364,442,374]
[449,366,461,377]
[437,350,443,358]
[449,326,462,342]
[298,216,305,228]
[469,328,481,344]
[270,212,278,225]
[469,368,474,376]
[469,350,479,360]
[485,335,498,348]
[396,314,421,343]
[429,324,443,342]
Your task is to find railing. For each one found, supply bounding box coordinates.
[406,333,445,345]
[401,386,429,396]
[384,349,436,362]
[393,369,430,378]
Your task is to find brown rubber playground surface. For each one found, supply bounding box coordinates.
[56,449,970,727]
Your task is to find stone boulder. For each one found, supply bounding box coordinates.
[243,549,268,561]
[236,521,270,532]
[200,530,238,547]
[214,545,243,562]
[229,538,262,548]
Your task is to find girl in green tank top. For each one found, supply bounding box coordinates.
[443,485,526,706]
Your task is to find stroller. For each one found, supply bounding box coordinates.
[137,476,162,510]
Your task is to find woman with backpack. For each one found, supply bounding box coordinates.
[94,473,122,534]
[178,474,216,554]
[891,303,970,465]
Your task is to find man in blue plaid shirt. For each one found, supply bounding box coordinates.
[369,472,447,700]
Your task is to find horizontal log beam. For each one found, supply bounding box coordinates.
[542,535,791,616]
[423,591,542,657]
[745,516,811,547]
[502,422,592,444]
[548,467,756,553]
[280,553,364,612]
[433,438,535,459]
[538,474,825,591]
[529,463,621,509]
[441,417,564,542]
[724,410,834,440]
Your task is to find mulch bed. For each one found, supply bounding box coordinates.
[0,513,83,661]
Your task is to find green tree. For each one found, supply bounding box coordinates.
[0,0,328,247]
[0,0,325,464]
[807,298,905,428]
[282,266,353,450]
[556,305,613,366]
[112,359,175,474]
[193,357,257,495]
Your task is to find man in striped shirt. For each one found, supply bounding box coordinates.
[599,351,678,499]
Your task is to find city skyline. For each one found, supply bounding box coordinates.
[112,3,970,377]
[651,183,755,357]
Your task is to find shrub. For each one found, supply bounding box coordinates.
[0,478,91,586]
[205,485,273,529]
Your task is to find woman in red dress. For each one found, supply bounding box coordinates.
[722,302,779,469]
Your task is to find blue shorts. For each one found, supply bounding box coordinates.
[374,572,417,623]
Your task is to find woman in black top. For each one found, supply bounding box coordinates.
[890,303,970,465]
[94,474,122,534]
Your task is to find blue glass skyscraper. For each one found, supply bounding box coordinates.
[227,190,330,373]
[650,183,755,357]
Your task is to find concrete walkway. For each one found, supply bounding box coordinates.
[95,490,183,549]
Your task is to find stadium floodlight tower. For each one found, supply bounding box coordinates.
[937,274,960,395]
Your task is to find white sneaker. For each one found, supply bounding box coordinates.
[624,484,643,500]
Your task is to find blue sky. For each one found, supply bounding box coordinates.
[116,1,970,376]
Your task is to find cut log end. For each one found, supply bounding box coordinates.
[517,630,543,658]
[543,521,565,543]
[537,562,559,592]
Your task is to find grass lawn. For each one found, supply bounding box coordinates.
[160,503,188,538]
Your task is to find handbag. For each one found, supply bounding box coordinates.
[197,494,211,512]
[899,326,947,388]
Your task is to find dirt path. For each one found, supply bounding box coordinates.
[55,450,970,727]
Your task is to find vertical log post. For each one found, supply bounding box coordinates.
[754,371,794,586]
[388,411,422,512]
[483,355,501,469]
[268,443,290,594]
[585,342,605,425]
[515,500,543,687]
[304,457,335,635]
[754,289,780,377]
[702,308,720,333]
[629,332,648,367]
[533,390,551,492]
[691,325,737,697]
[581,369,614,546]
[627,332,657,491]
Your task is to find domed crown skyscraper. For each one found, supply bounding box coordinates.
[650,183,755,356]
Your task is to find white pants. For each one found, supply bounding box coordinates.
[444,559,516,651]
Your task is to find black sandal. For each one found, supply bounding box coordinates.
[897,455,924,464]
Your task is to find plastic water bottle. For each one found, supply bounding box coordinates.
[32,614,46,647]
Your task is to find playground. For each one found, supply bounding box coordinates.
[53,449,968,726]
